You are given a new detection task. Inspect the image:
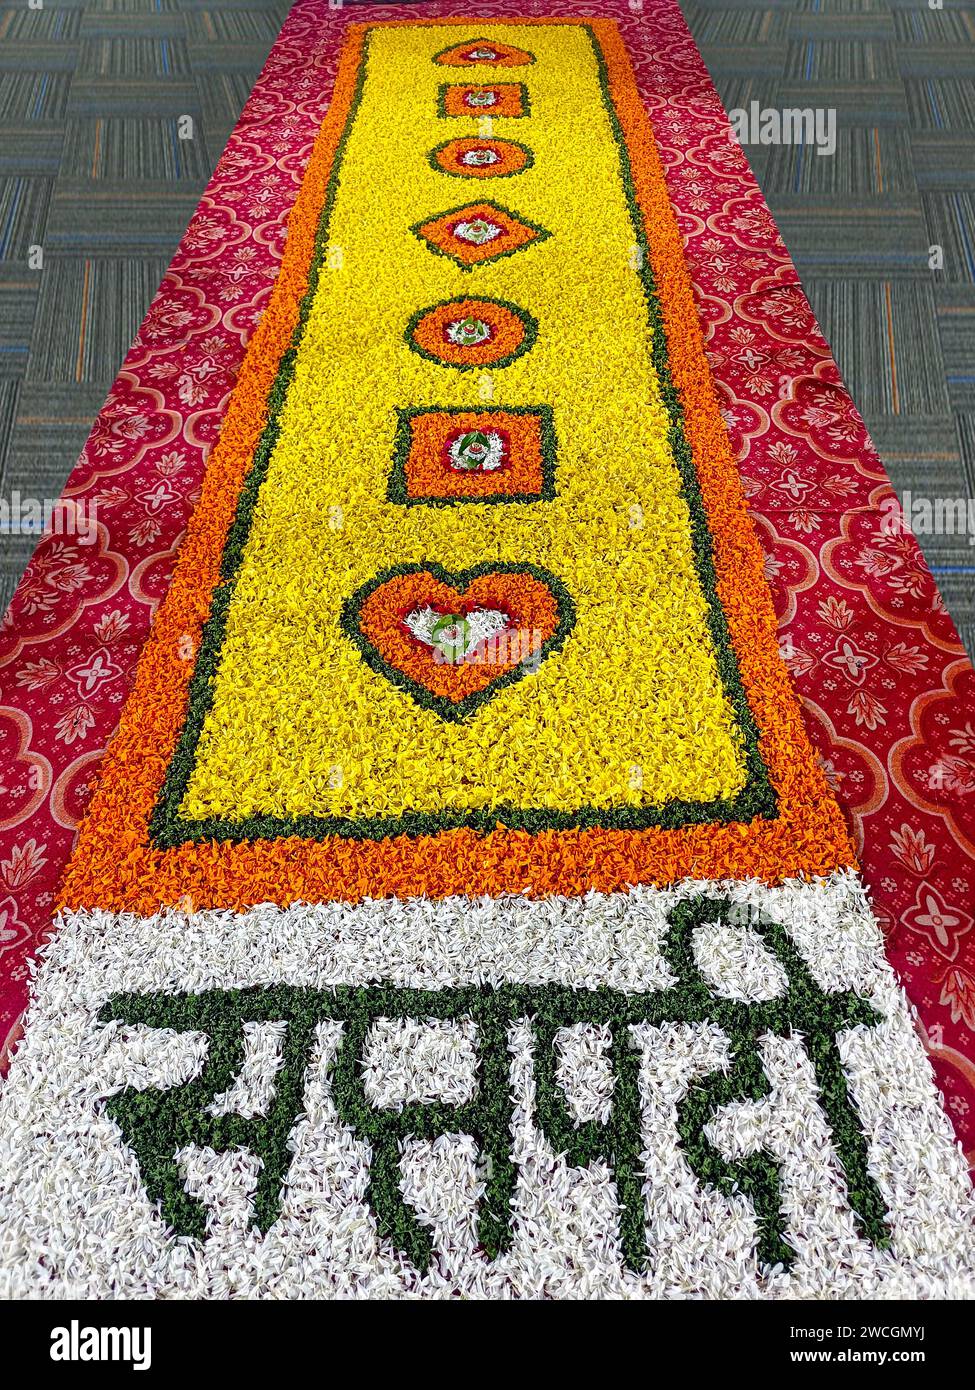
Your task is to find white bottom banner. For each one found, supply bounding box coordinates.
[1,872,973,1298]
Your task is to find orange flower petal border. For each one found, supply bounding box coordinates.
[58,18,857,916]
[406,295,538,367]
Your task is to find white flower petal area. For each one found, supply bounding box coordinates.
[404,605,511,663]
[0,871,973,1299]
[453,218,504,245]
[461,149,500,167]
[448,429,506,472]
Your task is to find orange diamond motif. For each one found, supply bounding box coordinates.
[410,200,551,270]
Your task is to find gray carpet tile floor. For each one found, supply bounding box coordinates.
[0,0,292,615]
[0,0,973,653]
[681,0,975,653]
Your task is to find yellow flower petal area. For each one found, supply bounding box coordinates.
[180,23,749,825]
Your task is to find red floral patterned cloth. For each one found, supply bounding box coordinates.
[2,0,973,1165]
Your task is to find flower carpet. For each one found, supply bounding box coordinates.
[0,3,974,1299]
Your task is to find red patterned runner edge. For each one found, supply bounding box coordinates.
[0,0,973,1170]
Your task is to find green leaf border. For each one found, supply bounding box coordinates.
[149,24,779,850]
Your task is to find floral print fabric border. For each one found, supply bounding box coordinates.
[0,0,973,1171]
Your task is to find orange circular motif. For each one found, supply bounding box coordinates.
[430,138,533,180]
[406,296,537,369]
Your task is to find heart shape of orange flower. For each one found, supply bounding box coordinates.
[342,562,575,721]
